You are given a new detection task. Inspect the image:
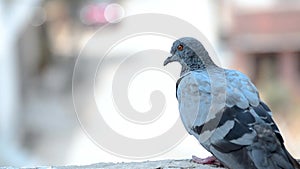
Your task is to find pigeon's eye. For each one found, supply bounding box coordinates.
[177,45,183,51]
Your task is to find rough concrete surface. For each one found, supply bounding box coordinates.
[0,159,224,169]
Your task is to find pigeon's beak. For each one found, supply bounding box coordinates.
[163,54,178,66]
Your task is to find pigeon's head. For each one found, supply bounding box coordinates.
[163,37,215,73]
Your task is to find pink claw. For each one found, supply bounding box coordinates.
[192,155,222,166]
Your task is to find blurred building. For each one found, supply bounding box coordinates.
[228,3,300,89]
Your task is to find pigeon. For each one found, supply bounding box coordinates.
[163,37,300,169]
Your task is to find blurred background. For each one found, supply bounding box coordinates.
[1,0,300,167]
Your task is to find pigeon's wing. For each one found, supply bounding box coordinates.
[225,70,260,109]
[190,70,298,169]
[220,70,282,146]
[208,104,298,169]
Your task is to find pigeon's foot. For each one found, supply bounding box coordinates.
[192,155,222,166]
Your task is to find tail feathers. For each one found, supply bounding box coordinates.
[247,125,299,169]
[248,145,294,169]
[283,147,300,169]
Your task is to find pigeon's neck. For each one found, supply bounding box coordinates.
[180,64,205,76]
[180,55,217,76]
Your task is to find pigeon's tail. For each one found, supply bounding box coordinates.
[248,125,299,169]
[283,146,300,169]
[248,145,296,169]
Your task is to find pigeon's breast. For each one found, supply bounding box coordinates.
[176,71,212,136]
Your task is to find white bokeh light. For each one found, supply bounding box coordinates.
[104,3,125,23]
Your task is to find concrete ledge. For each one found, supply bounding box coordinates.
[0,159,223,169]
[3,159,299,169]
